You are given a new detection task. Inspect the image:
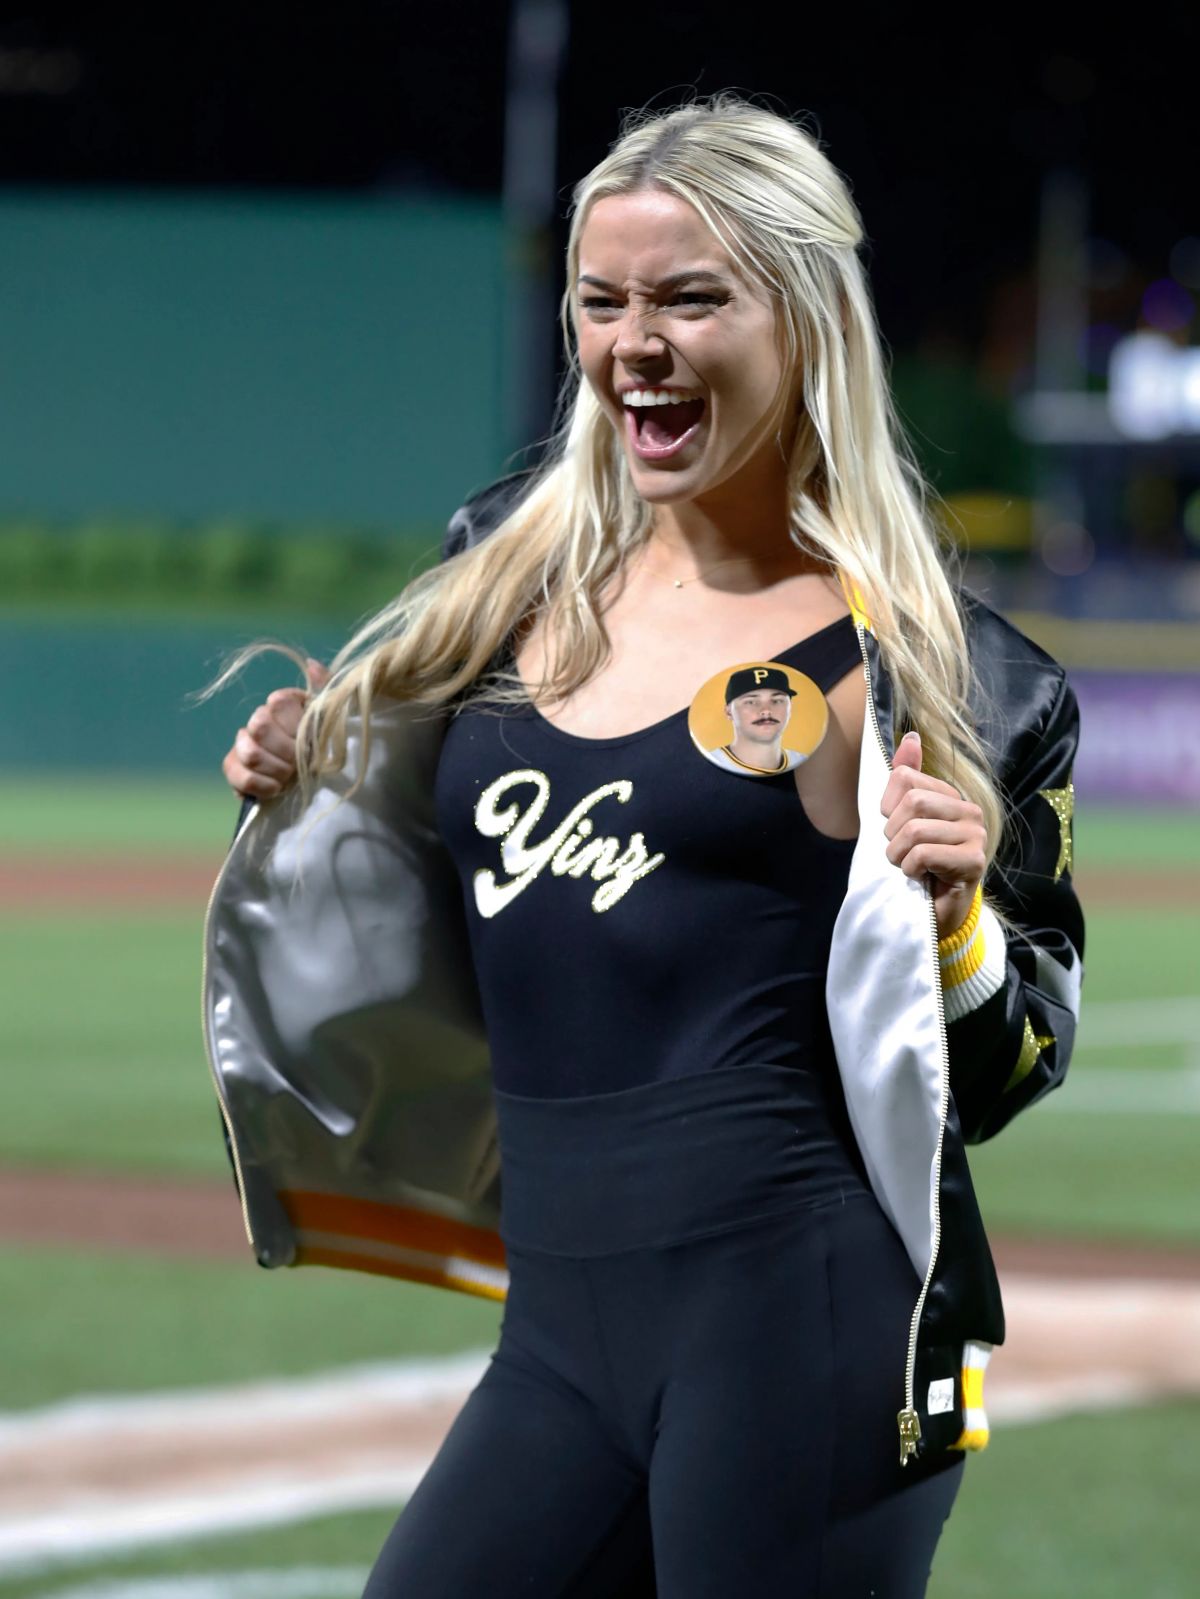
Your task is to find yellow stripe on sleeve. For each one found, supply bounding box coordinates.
[938,884,983,957]
[952,1342,993,1451]
[941,926,987,988]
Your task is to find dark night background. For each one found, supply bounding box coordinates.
[0,4,1197,604]
[0,6,1191,371]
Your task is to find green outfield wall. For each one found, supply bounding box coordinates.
[0,191,506,525]
[0,616,355,774]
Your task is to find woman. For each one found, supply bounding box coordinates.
[209,95,1084,1597]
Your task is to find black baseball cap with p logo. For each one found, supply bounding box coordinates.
[724,665,798,705]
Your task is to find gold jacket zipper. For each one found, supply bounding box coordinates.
[854,622,952,1466]
[897,892,951,1464]
[199,803,262,1255]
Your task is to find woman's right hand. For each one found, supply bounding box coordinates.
[221,658,331,800]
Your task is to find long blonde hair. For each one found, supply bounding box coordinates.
[283,93,1007,866]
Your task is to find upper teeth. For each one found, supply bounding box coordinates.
[622,388,700,407]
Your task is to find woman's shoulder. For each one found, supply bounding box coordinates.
[959,586,1065,676]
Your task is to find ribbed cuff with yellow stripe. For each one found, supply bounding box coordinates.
[953,1340,993,1451]
[938,884,1007,1023]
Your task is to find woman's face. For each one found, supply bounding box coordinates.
[575,188,798,507]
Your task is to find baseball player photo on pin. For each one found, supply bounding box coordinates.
[687,660,830,776]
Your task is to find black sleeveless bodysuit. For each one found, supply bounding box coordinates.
[433,613,865,1100]
[370,614,967,1597]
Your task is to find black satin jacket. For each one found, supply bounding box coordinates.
[204,470,1084,1465]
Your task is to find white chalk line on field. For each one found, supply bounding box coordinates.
[1037,996,1200,1109]
[0,1352,492,1577]
[1042,1068,1200,1112]
[28,1571,369,1599]
[0,1352,492,1450]
[3,1274,1200,1580]
[0,1469,429,1581]
[1076,997,1200,1044]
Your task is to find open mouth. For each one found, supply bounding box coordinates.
[623,392,706,459]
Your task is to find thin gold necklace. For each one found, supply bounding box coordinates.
[637,551,788,589]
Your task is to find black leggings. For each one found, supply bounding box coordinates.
[363,1067,965,1598]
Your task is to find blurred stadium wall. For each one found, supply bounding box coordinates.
[0,191,506,772]
[1,191,1197,805]
[0,192,504,523]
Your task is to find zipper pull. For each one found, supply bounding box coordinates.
[898,1406,922,1465]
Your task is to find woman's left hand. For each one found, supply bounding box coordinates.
[881,730,987,940]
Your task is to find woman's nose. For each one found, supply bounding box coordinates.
[612,307,666,364]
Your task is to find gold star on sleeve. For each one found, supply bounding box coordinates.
[1005,1016,1058,1091]
[1037,779,1074,882]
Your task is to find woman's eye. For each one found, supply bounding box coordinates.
[580,292,726,315]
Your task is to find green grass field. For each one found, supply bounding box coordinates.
[0,772,235,856]
[1,778,1196,1596]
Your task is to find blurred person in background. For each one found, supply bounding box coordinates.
[210,94,1084,1597]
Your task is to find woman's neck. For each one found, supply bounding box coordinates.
[645,479,815,584]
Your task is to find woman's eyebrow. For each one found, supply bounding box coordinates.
[578,270,732,292]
